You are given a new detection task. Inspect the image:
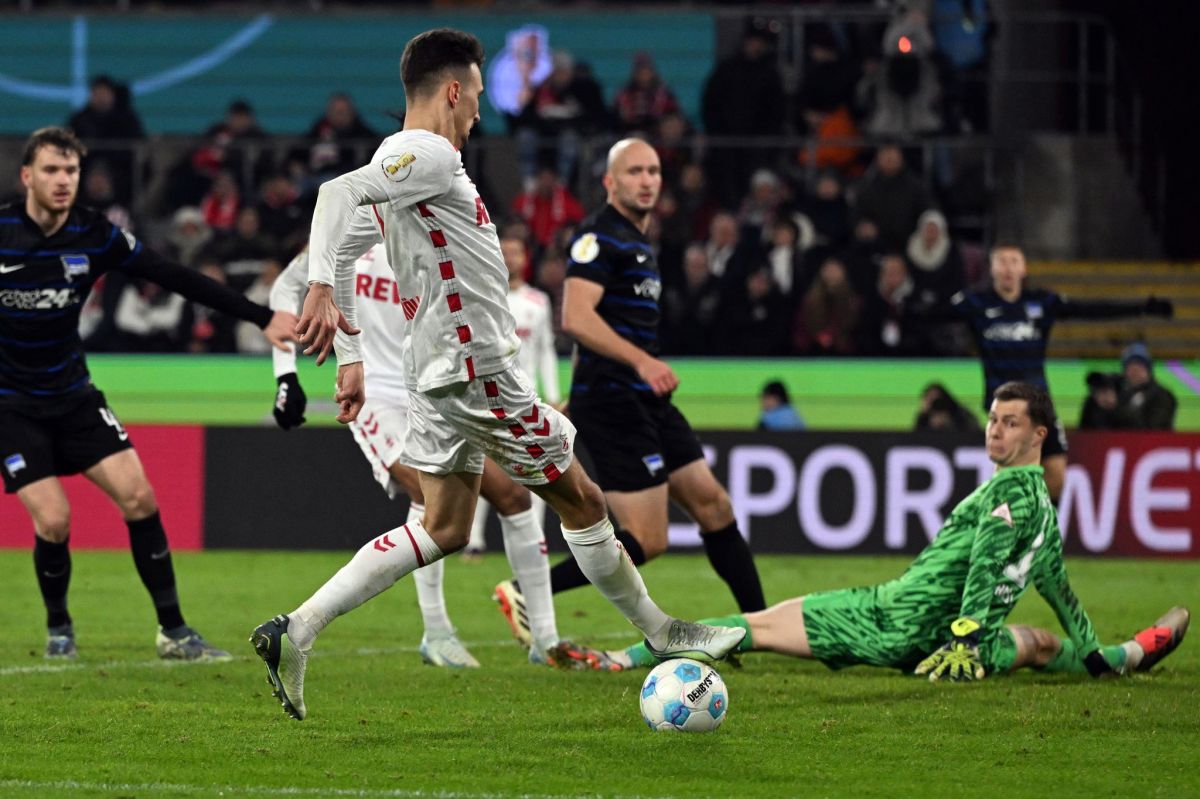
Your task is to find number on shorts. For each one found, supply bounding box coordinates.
[99,406,129,442]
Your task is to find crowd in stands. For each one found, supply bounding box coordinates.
[31,6,1000,359]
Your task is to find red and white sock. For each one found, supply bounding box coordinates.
[407,503,453,637]
[560,516,668,637]
[289,516,444,650]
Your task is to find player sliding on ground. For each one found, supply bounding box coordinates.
[606,381,1189,680]
[251,28,744,720]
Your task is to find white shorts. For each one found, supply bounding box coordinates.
[401,366,575,486]
[348,397,409,499]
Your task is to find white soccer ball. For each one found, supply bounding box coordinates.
[639,658,728,732]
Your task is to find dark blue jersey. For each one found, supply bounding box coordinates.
[566,205,663,396]
[0,202,271,409]
[948,286,1152,410]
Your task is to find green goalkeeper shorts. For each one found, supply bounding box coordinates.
[802,587,1018,674]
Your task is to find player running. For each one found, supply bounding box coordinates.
[605,382,1189,680]
[1,127,295,660]
[250,28,744,720]
[930,243,1172,500]
[269,227,608,669]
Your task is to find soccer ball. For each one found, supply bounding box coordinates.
[639,658,728,732]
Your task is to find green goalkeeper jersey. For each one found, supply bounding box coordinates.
[878,464,1101,654]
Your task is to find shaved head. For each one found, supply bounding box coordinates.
[603,138,661,231]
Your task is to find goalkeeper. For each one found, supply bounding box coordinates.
[608,382,1188,680]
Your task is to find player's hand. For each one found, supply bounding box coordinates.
[335,361,365,424]
[273,373,307,430]
[297,282,360,366]
[915,617,986,682]
[635,356,679,396]
[263,310,299,352]
[1083,650,1117,678]
[1144,297,1173,318]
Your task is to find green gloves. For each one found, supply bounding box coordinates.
[916,617,986,682]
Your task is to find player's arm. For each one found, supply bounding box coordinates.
[267,249,311,430]
[562,276,677,396]
[1057,295,1173,320]
[916,494,1019,682]
[534,297,562,405]
[302,142,455,365]
[1030,535,1109,676]
[118,235,295,351]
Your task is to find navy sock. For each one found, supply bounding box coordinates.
[34,536,72,629]
[128,512,185,630]
[701,522,766,612]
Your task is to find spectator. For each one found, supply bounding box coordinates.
[163,206,213,269]
[796,104,863,178]
[305,92,377,184]
[510,166,585,252]
[793,255,860,355]
[515,50,607,185]
[758,381,805,431]
[66,75,146,205]
[1079,371,1122,430]
[701,27,786,208]
[914,383,981,433]
[256,173,309,259]
[613,52,681,135]
[858,252,918,356]
[200,170,240,232]
[652,112,696,188]
[739,169,787,244]
[852,145,935,251]
[109,282,192,352]
[862,6,943,136]
[721,268,791,356]
[1116,344,1177,429]
[533,250,571,355]
[800,170,851,248]
[766,218,805,297]
[666,162,718,245]
[80,162,132,231]
[189,263,238,353]
[796,26,860,114]
[201,207,279,293]
[195,99,271,195]
[704,211,762,286]
[661,243,722,355]
[906,209,964,306]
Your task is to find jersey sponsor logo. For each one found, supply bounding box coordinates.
[642,453,665,476]
[381,152,416,182]
[60,254,90,281]
[984,307,1002,318]
[0,262,25,274]
[981,320,1040,342]
[4,453,26,477]
[570,233,600,264]
[0,287,77,310]
[633,277,662,301]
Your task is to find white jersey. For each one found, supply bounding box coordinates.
[308,128,520,392]
[270,211,409,406]
[507,283,560,405]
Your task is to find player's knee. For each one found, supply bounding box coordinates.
[116,481,158,520]
[638,533,668,560]
[35,512,71,542]
[695,488,734,531]
[490,482,531,517]
[1033,628,1061,665]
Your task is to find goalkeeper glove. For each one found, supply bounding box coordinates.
[1144,297,1173,318]
[915,617,986,682]
[273,373,307,430]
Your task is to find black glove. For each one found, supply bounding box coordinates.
[273,373,307,430]
[1083,649,1116,678]
[1145,297,1173,318]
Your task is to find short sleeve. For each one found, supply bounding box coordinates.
[566,231,612,288]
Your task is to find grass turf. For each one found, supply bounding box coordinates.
[0,551,1196,799]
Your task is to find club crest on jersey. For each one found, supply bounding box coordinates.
[60,254,90,281]
[642,453,665,476]
[381,153,417,182]
[4,453,26,477]
[570,233,600,264]
[1025,301,1043,319]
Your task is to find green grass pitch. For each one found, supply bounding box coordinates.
[0,551,1196,799]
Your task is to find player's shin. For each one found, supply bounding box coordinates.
[500,508,558,648]
[560,516,669,638]
[408,504,453,635]
[34,535,72,629]
[289,517,444,650]
[700,522,766,612]
[128,512,185,631]
[1039,637,1127,675]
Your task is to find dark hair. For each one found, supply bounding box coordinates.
[989,241,1025,259]
[22,126,87,165]
[992,381,1055,430]
[400,29,485,97]
[762,380,790,404]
